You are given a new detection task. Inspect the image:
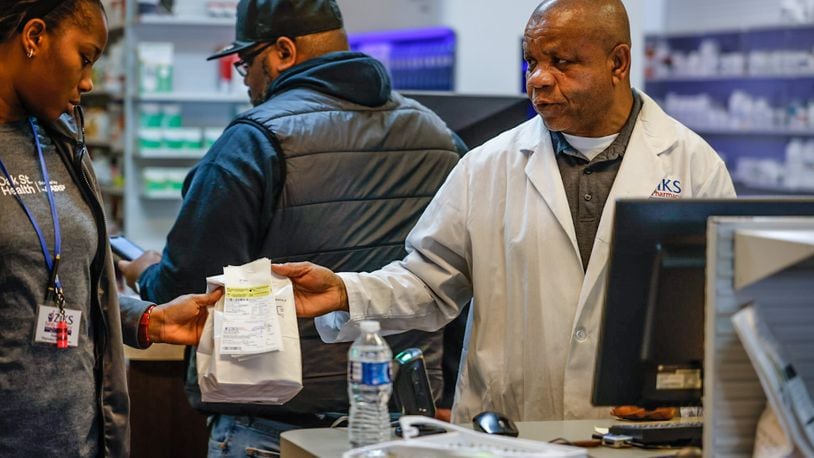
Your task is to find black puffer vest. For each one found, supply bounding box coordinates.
[188,72,460,419]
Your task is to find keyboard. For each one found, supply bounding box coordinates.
[608,421,703,446]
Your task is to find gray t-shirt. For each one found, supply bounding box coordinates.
[0,119,99,456]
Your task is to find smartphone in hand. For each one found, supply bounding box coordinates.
[109,235,145,261]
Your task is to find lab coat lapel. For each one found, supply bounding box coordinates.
[575,95,677,324]
[524,120,581,262]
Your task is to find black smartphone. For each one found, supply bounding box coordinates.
[109,235,145,261]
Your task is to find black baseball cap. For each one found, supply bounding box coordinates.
[207,0,344,61]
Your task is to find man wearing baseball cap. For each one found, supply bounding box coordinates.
[206,0,345,61]
[119,0,467,454]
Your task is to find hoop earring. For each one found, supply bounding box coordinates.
[27,49,33,58]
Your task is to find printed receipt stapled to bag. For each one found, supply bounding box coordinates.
[196,258,303,405]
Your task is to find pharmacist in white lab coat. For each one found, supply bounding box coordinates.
[272,0,736,422]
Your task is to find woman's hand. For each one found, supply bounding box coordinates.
[149,288,224,345]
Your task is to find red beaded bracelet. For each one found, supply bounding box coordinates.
[138,305,156,347]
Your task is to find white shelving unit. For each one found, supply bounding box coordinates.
[138,14,235,27]
[134,148,208,159]
[122,5,249,250]
[136,92,248,103]
[647,74,814,83]
[682,127,814,137]
[644,25,814,196]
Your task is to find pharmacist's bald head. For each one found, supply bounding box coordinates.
[529,0,631,53]
[523,0,634,136]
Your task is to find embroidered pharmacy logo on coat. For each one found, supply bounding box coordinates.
[651,178,683,199]
[0,174,66,197]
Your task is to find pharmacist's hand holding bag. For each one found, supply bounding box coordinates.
[197,258,302,404]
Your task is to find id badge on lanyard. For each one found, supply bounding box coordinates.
[0,118,80,349]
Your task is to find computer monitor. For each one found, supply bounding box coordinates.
[592,197,814,408]
[401,92,535,148]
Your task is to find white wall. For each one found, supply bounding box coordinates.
[643,0,666,34]
[442,0,645,94]
[625,0,645,91]
[337,0,443,32]
[338,0,648,95]
[659,0,792,33]
[440,0,538,94]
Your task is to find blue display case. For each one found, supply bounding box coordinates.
[349,27,456,91]
[644,25,814,195]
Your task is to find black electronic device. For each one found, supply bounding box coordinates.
[392,348,446,438]
[393,348,435,417]
[609,421,703,447]
[472,411,519,437]
[109,235,145,261]
[593,198,814,409]
[393,423,447,438]
[401,92,534,148]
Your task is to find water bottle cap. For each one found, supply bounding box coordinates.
[359,320,380,333]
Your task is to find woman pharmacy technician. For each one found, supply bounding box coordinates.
[0,1,222,456]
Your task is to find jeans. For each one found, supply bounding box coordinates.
[207,412,400,457]
[207,415,296,457]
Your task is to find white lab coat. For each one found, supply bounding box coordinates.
[317,91,736,422]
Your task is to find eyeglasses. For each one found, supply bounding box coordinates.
[233,41,276,77]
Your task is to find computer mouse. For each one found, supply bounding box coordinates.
[472,411,519,437]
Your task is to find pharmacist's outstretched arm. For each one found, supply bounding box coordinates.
[272,262,349,317]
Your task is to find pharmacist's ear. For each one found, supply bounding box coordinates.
[609,43,631,86]
[273,37,297,72]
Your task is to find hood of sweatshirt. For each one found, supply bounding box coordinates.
[265,51,391,107]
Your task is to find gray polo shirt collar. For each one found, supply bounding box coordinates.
[549,90,643,163]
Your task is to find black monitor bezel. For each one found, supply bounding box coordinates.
[399,92,534,148]
[592,197,814,408]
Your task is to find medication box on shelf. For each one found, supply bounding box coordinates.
[138,42,174,94]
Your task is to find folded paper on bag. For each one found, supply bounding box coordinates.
[221,260,282,355]
[198,258,302,404]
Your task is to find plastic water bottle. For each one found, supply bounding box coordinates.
[348,320,393,448]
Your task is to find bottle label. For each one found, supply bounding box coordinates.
[350,361,391,386]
